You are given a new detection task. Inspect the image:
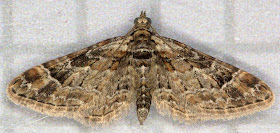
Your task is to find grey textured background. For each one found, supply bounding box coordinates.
[1,0,280,133]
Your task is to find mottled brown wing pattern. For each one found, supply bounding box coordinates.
[7,12,275,126]
[7,36,135,126]
[151,36,274,122]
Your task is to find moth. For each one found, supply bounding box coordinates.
[7,11,274,126]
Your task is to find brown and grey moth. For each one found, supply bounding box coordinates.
[7,11,274,126]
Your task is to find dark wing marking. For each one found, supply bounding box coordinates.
[151,36,274,122]
[7,36,136,126]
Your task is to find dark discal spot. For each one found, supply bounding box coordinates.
[225,87,243,99]
[24,68,42,83]
[38,81,57,96]
[133,51,152,59]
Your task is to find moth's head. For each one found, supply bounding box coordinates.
[134,11,151,29]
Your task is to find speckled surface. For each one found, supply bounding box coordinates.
[1,0,279,133]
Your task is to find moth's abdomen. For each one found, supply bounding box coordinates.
[133,52,153,125]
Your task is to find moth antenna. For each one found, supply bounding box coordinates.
[140,11,146,17]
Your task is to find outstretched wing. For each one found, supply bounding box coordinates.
[151,36,274,122]
[7,36,136,126]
